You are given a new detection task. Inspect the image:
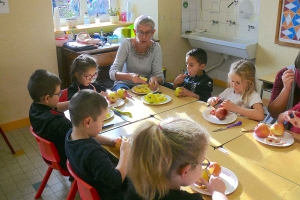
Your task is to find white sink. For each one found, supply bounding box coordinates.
[182,32,257,59]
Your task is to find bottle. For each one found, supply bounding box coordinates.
[100,29,103,37]
[84,11,90,26]
[95,14,100,25]
[53,7,61,31]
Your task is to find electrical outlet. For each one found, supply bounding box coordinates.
[0,0,9,14]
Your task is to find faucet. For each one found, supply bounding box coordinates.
[227,20,236,26]
[228,0,238,8]
[212,20,219,26]
[248,25,255,31]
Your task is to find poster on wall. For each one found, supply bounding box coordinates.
[275,0,300,48]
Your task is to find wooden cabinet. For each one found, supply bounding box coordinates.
[58,46,118,89]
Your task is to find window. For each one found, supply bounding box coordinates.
[52,0,114,25]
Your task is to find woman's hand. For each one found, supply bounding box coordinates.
[149,76,159,90]
[174,74,186,85]
[282,69,295,91]
[130,73,147,84]
[207,97,221,106]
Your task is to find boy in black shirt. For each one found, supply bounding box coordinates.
[165,48,213,102]
[28,69,71,169]
[65,90,130,200]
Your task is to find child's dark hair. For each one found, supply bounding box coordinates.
[69,90,108,127]
[70,54,98,83]
[27,69,61,102]
[186,48,207,65]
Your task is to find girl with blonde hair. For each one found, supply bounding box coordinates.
[125,117,227,200]
[207,60,264,121]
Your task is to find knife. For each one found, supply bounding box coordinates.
[212,121,242,132]
[126,93,134,100]
[112,109,131,122]
[102,121,127,129]
[218,146,229,154]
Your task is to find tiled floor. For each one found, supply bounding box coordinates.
[0,127,80,200]
[0,85,267,200]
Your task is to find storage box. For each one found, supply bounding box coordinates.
[55,36,68,47]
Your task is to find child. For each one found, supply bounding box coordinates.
[67,54,107,101]
[207,60,264,121]
[65,89,130,200]
[278,106,300,134]
[168,48,213,102]
[28,69,71,170]
[125,117,227,200]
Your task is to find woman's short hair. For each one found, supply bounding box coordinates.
[134,15,155,30]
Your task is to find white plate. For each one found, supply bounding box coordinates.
[104,110,114,121]
[141,95,172,105]
[131,86,159,95]
[109,98,125,108]
[252,131,294,147]
[202,108,237,124]
[191,166,238,196]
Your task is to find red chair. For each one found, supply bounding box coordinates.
[67,160,100,200]
[30,126,77,199]
[59,89,68,102]
[0,126,15,154]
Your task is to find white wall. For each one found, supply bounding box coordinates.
[181,0,260,83]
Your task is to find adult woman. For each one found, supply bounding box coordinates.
[268,51,300,119]
[109,15,164,91]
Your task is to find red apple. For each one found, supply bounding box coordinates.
[208,162,221,176]
[106,91,118,103]
[254,123,270,138]
[270,122,284,136]
[215,108,228,120]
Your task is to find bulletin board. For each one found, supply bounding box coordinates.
[275,0,300,48]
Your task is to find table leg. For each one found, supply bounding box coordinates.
[0,127,15,154]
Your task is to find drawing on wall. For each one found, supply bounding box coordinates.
[275,0,300,47]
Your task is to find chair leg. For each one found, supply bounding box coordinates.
[35,167,53,199]
[66,180,78,200]
[0,127,15,154]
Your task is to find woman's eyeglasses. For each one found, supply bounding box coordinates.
[79,71,98,81]
[136,30,153,36]
[190,158,210,169]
